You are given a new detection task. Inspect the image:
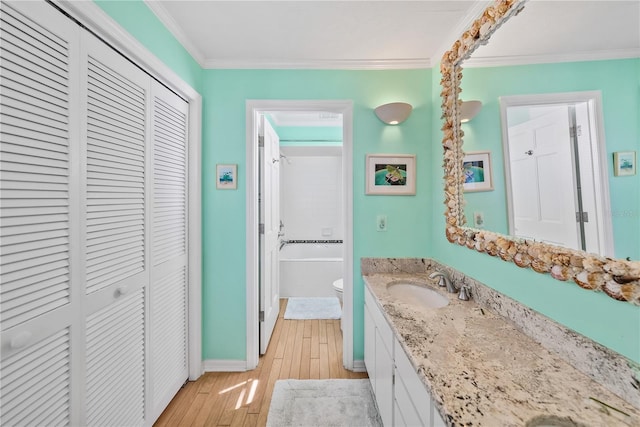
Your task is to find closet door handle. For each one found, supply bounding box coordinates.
[10,331,33,349]
[115,286,129,297]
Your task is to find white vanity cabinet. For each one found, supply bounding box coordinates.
[364,285,394,426]
[364,285,446,427]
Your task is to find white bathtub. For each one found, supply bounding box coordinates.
[279,243,343,297]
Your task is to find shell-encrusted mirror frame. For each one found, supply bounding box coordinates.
[440,0,640,304]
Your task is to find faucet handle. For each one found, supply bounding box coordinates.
[458,285,471,301]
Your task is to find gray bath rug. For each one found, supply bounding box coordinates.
[266,379,382,427]
[284,297,341,320]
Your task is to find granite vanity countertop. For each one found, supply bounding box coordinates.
[363,273,640,427]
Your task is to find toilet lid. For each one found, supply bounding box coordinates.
[333,278,343,291]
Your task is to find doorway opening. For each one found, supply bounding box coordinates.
[499,91,614,256]
[245,100,354,370]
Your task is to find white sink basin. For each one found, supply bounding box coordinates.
[387,283,449,309]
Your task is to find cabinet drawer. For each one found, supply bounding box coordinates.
[394,338,431,425]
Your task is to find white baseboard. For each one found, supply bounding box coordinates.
[203,359,250,372]
[352,359,367,373]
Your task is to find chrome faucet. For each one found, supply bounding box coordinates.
[429,270,457,294]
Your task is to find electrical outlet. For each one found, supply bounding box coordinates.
[376,215,387,232]
[474,211,485,228]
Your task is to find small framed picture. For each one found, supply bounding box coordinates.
[613,151,636,176]
[463,151,493,192]
[216,164,237,189]
[365,154,416,195]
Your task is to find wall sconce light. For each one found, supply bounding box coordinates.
[374,102,413,125]
[460,100,482,123]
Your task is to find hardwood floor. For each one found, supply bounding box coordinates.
[154,298,368,426]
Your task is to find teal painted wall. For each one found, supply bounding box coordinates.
[202,69,432,360]
[459,58,640,260]
[432,60,640,363]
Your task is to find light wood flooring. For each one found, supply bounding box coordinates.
[154,298,368,427]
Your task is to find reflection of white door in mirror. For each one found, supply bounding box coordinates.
[500,92,614,258]
[506,106,578,248]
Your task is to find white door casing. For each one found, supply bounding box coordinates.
[246,100,354,370]
[259,116,280,355]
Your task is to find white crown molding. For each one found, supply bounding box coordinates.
[463,48,640,68]
[143,0,206,67]
[203,57,431,70]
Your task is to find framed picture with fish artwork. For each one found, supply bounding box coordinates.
[463,151,493,192]
[365,154,416,195]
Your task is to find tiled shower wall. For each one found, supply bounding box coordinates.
[280,146,343,240]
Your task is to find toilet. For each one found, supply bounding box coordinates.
[333,278,343,330]
[332,278,343,305]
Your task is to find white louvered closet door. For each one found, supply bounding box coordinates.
[81,31,150,427]
[1,1,191,425]
[148,81,189,422]
[0,2,80,425]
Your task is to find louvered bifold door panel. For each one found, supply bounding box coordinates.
[0,2,78,425]
[1,329,72,426]
[81,32,150,426]
[84,34,148,296]
[151,84,187,266]
[85,289,145,426]
[148,81,189,421]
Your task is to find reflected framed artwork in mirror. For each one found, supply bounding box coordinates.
[439,0,639,304]
[463,151,493,192]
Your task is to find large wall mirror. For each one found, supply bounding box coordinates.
[440,0,639,304]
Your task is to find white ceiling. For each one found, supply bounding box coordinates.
[144,0,485,69]
[144,0,639,70]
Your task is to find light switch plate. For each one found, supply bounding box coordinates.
[474,211,485,228]
[376,215,387,232]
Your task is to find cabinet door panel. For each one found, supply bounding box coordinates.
[395,338,431,425]
[364,303,376,390]
[375,328,393,427]
[394,370,424,427]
